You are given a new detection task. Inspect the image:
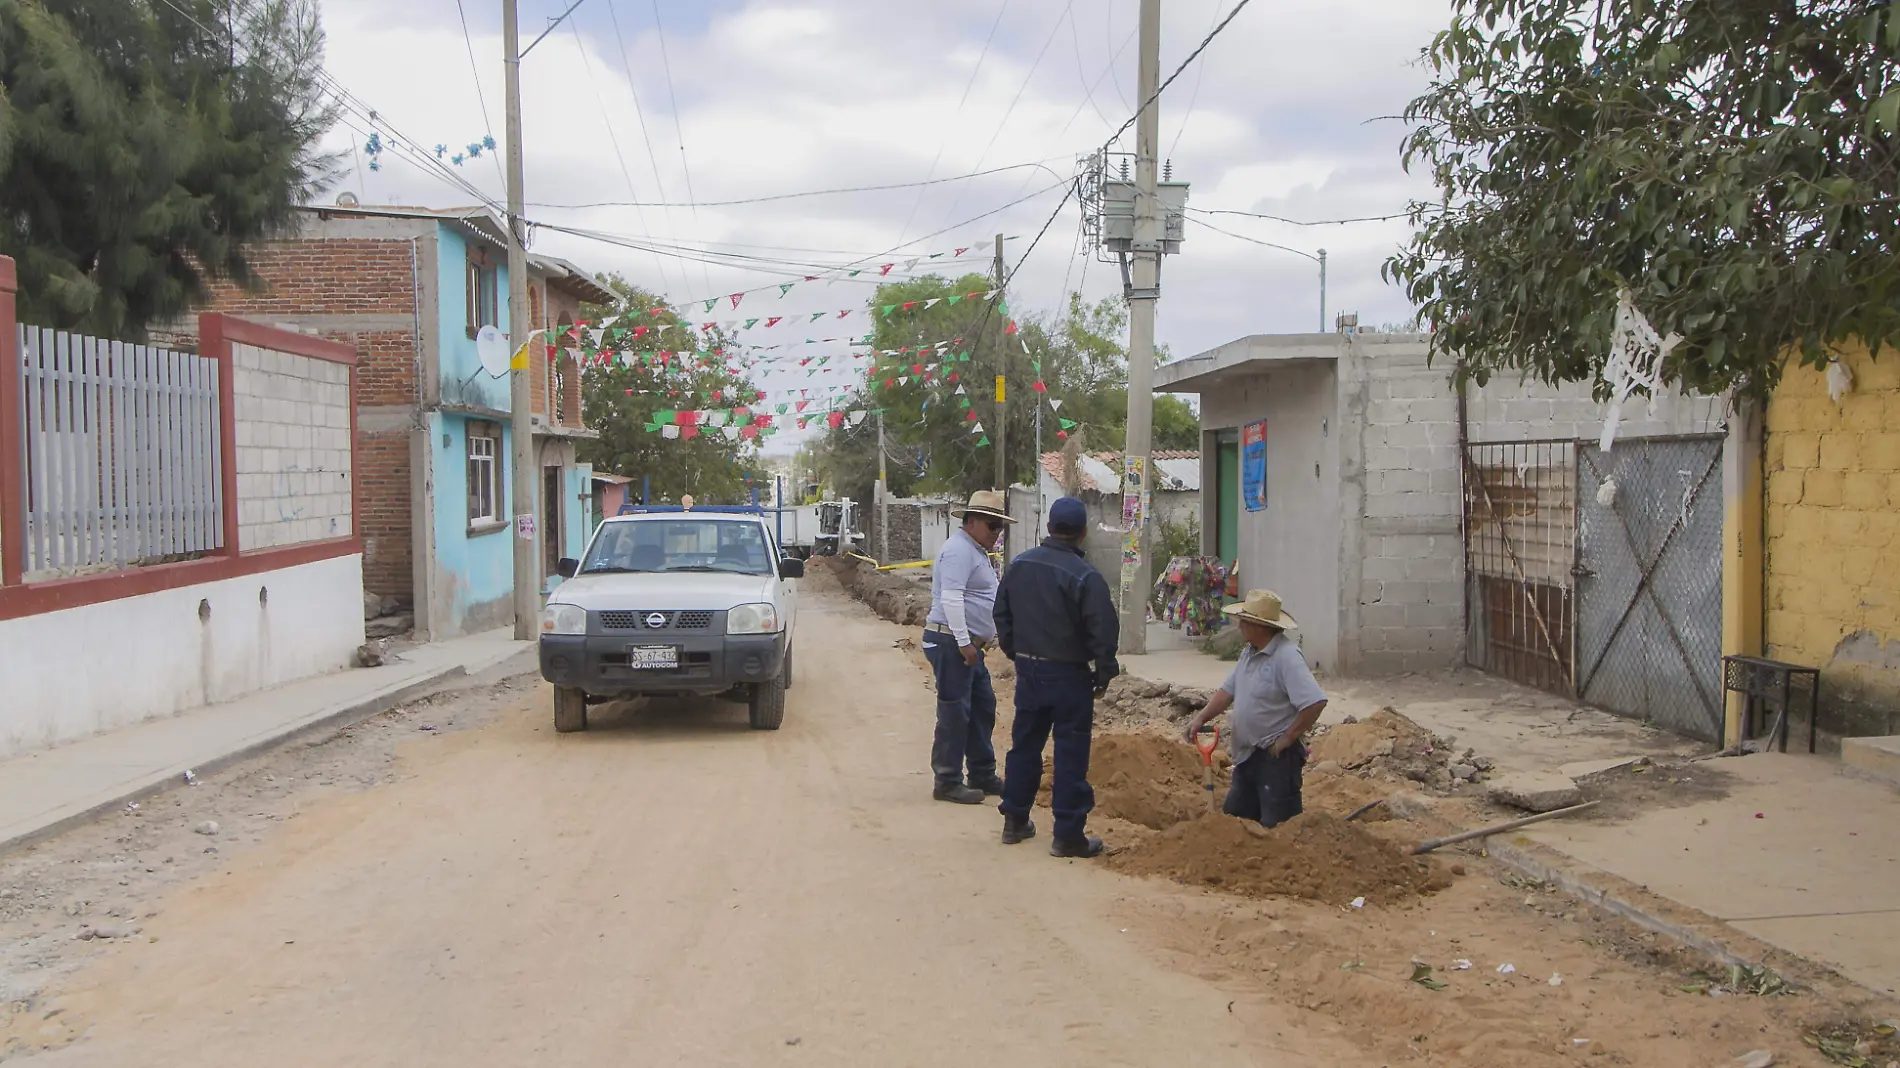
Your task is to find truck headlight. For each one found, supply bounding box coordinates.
[727,602,780,635]
[541,603,586,635]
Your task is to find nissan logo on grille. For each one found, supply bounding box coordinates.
[644,612,668,629]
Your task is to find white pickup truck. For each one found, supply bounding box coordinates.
[538,506,802,733]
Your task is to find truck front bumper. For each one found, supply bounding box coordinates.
[538,631,787,697]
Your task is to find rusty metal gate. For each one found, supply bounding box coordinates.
[1573,435,1726,740]
[1463,441,1577,696]
[1463,434,1726,741]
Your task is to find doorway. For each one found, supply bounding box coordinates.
[1215,429,1239,564]
[543,465,564,579]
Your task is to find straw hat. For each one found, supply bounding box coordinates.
[951,489,1014,522]
[1222,589,1299,630]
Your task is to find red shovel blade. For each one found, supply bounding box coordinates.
[1194,725,1220,766]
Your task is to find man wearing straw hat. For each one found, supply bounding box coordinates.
[1180,589,1328,828]
[922,490,1014,805]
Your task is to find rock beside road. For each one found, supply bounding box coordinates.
[1485,771,1584,813]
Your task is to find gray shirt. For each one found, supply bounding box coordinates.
[925,530,997,645]
[1219,633,1327,764]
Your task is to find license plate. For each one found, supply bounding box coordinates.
[627,646,679,670]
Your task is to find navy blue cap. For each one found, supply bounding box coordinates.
[1048,496,1088,534]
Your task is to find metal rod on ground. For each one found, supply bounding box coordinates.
[1117,0,1162,656]
[503,0,539,640]
[1404,801,1600,855]
[1344,798,1384,822]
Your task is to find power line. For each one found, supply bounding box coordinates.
[936,1,1076,233]
[648,0,712,294]
[520,0,589,58]
[603,0,688,295]
[1167,0,1227,160]
[1189,206,1412,225]
[1099,0,1257,153]
[894,0,1014,246]
[569,18,672,291]
[1185,214,1319,261]
[453,0,507,191]
[1068,5,1118,132]
[527,159,1069,210]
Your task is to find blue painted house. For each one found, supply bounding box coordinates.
[195,202,610,639]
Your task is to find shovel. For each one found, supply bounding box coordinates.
[1193,724,1221,811]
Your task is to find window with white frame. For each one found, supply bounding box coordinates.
[468,424,499,525]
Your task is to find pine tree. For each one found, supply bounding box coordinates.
[0,0,338,339]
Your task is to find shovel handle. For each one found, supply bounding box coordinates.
[1194,724,1220,766]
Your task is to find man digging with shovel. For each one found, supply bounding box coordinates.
[1181,590,1328,829]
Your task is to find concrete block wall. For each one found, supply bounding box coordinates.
[1346,336,1464,672]
[1466,372,1726,443]
[1763,341,1900,743]
[233,342,354,550]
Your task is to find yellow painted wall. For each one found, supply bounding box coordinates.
[1763,340,1900,742]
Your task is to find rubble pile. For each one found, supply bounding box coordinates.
[1108,811,1449,904]
[1306,707,1492,794]
[1096,674,1210,730]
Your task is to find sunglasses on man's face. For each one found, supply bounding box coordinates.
[978,518,1006,532]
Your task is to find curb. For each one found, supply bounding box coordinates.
[1383,793,1887,1002]
[0,665,469,858]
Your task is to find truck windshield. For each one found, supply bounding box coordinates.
[582,521,773,576]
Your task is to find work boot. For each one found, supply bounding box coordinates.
[933,782,985,805]
[967,773,1006,797]
[1049,835,1105,859]
[1001,813,1037,844]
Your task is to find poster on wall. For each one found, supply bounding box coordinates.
[1241,420,1268,512]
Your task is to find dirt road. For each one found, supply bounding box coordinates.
[6,579,1893,1067]
[4,587,1354,1067]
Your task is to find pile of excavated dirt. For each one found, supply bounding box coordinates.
[1037,734,1230,830]
[816,556,932,627]
[1108,811,1448,905]
[1096,674,1210,729]
[1307,707,1470,791]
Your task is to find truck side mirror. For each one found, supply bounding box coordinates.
[778,557,805,580]
[556,557,579,578]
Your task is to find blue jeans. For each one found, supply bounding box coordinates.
[923,631,997,788]
[998,659,1095,842]
[1224,744,1306,828]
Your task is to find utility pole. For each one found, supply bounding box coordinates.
[1318,248,1328,332]
[993,233,1006,493]
[876,408,889,563]
[503,0,538,641]
[1117,0,1162,655]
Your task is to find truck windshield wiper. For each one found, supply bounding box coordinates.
[661,565,741,573]
[580,565,651,574]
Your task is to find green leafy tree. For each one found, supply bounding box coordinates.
[1386,0,1900,397]
[576,276,759,505]
[0,0,338,339]
[815,285,1201,505]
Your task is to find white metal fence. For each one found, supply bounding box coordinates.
[18,326,223,577]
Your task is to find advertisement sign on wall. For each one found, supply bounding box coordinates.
[1241,420,1268,512]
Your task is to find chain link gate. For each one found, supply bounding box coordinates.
[1573,435,1726,741]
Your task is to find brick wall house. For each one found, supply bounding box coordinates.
[179,203,610,639]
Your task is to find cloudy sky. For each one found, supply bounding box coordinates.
[319,0,1453,447]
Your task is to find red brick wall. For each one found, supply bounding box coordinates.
[355,429,413,601]
[199,237,422,603]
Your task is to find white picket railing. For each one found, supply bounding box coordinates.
[18,326,223,577]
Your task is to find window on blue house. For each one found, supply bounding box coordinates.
[468,423,499,525]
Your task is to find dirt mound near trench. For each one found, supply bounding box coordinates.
[1070,734,1230,830]
[1108,811,1448,905]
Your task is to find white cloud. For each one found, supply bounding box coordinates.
[314,0,1456,450]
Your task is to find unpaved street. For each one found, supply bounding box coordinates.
[3,578,1891,1067]
[2,586,1349,1067]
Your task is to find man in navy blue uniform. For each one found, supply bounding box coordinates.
[993,497,1120,858]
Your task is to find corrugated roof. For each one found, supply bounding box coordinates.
[1037,451,1200,494]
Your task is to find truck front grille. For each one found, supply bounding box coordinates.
[599,610,715,631]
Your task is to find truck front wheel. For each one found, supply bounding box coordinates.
[554,686,589,733]
[748,660,788,731]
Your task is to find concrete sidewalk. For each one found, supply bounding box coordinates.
[0,628,532,855]
[1123,633,1900,996]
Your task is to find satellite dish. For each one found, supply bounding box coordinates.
[475,325,511,378]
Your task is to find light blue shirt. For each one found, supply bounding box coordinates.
[1220,633,1327,764]
[926,530,997,645]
